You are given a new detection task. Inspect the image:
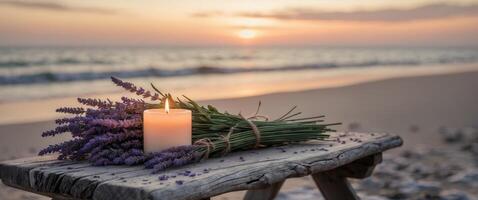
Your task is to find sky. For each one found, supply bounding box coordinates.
[0,0,477,47]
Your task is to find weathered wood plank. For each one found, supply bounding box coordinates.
[0,132,403,200]
[0,155,63,190]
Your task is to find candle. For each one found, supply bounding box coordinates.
[143,99,192,153]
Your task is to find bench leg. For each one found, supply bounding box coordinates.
[243,180,285,200]
[312,172,359,200]
[312,153,382,200]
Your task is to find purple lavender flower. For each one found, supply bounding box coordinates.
[121,97,145,105]
[145,145,203,173]
[89,148,126,166]
[38,143,65,156]
[113,157,124,165]
[56,107,85,114]
[77,98,113,108]
[81,127,104,137]
[89,118,142,129]
[79,130,142,154]
[55,116,86,125]
[89,149,113,163]
[111,77,161,101]
[78,135,110,154]
[41,125,70,137]
[39,77,205,170]
[111,77,136,92]
[39,138,85,160]
[152,160,173,173]
[93,158,113,166]
[144,157,165,169]
[120,140,142,149]
[124,155,146,166]
[172,155,194,166]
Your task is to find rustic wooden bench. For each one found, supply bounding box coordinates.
[0,132,402,200]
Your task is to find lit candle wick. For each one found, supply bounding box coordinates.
[165,99,170,114]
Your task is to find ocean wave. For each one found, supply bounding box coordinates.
[0,58,112,68]
[0,58,474,85]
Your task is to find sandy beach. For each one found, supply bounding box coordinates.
[1,68,478,199]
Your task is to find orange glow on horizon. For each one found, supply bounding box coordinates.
[1,1,477,46]
[237,29,258,40]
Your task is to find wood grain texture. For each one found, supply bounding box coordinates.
[0,132,402,200]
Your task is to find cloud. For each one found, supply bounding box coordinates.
[193,3,478,22]
[191,11,224,18]
[0,0,117,15]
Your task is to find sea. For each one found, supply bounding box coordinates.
[1,46,477,102]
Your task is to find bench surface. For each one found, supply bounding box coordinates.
[0,132,402,200]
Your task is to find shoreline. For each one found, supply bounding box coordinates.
[1,63,478,126]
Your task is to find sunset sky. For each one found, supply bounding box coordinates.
[1,0,478,46]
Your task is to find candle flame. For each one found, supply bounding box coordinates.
[165,99,170,114]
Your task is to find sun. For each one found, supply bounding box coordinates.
[237,29,257,39]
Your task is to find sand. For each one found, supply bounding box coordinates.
[1,63,478,126]
[1,69,478,199]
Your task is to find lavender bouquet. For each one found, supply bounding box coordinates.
[39,77,338,173]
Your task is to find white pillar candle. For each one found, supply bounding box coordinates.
[143,100,192,153]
